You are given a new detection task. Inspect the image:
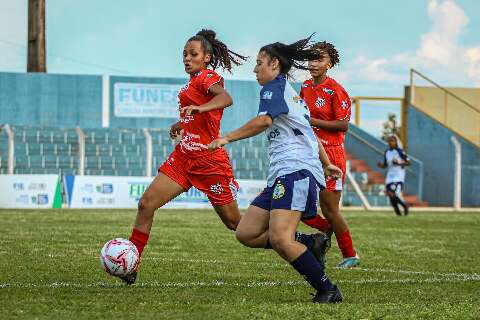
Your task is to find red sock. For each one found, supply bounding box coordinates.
[336,231,356,258]
[302,215,331,233]
[129,228,149,256]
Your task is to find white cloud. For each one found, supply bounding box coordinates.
[0,0,27,72]
[340,0,480,92]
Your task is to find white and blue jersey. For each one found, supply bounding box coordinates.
[257,74,325,188]
[251,74,325,217]
[383,147,409,184]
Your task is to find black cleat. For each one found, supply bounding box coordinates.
[119,272,137,285]
[312,285,343,303]
[404,206,410,216]
[311,232,331,267]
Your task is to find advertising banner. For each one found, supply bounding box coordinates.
[65,175,265,209]
[113,83,182,118]
[0,174,62,208]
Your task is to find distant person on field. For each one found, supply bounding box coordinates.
[377,135,410,216]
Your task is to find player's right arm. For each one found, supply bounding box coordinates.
[316,136,342,179]
[208,115,272,150]
[169,121,182,139]
[377,151,388,168]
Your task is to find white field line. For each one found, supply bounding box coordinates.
[63,255,480,279]
[146,257,480,279]
[1,275,479,290]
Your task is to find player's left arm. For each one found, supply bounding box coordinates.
[309,118,348,131]
[208,115,272,150]
[181,84,233,115]
[316,136,342,179]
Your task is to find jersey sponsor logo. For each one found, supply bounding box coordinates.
[315,97,326,108]
[179,82,190,93]
[323,88,335,95]
[229,179,239,200]
[272,181,285,200]
[262,91,273,100]
[181,114,195,124]
[180,132,208,152]
[210,183,224,195]
[267,128,280,141]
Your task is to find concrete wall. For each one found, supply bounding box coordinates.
[407,106,480,206]
[412,86,480,146]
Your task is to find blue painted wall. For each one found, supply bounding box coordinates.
[0,72,102,127]
[0,72,302,131]
[407,106,480,207]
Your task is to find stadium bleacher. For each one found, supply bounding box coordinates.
[1,124,378,206]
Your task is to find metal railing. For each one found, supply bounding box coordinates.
[347,126,424,200]
[351,96,407,149]
[4,124,14,174]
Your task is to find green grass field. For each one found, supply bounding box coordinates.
[0,209,479,319]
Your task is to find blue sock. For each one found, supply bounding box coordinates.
[295,232,315,250]
[290,249,335,292]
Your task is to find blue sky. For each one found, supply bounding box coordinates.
[1,0,479,135]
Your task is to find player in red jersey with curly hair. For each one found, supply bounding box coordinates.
[121,29,248,284]
[300,41,360,269]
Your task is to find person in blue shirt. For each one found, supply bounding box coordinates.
[377,135,411,216]
[209,36,343,303]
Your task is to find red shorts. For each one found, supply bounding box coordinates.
[158,147,239,206]
[324,145,346,191]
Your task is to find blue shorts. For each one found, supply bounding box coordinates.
[251,169,323,219]
[386,182,403,197]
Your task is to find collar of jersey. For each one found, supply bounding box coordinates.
[190,69,211,78]
[308,76,331,88]
[264,73,286,86]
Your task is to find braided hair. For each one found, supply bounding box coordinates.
[259,34,322,76]
[312,41,340,67]
[188,29,247,73]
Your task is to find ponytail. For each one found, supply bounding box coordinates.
[260,34,321,75]
[188,29,247,73]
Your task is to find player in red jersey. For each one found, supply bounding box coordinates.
[121,29,248,284]
[300,41,360,269]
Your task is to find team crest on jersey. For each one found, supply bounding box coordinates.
[315,97,326,108]
[272,181,286,200]
[323,88,335,95]
[341,99,349,109]
[262,91,273,100]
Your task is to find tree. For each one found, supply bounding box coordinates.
[381,113,401,142]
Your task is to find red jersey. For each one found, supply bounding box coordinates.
[178,69,224,156]
[300,77,351,146]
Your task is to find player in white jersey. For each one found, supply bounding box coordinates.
[209,36,343,303]
[377,135,411,216]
